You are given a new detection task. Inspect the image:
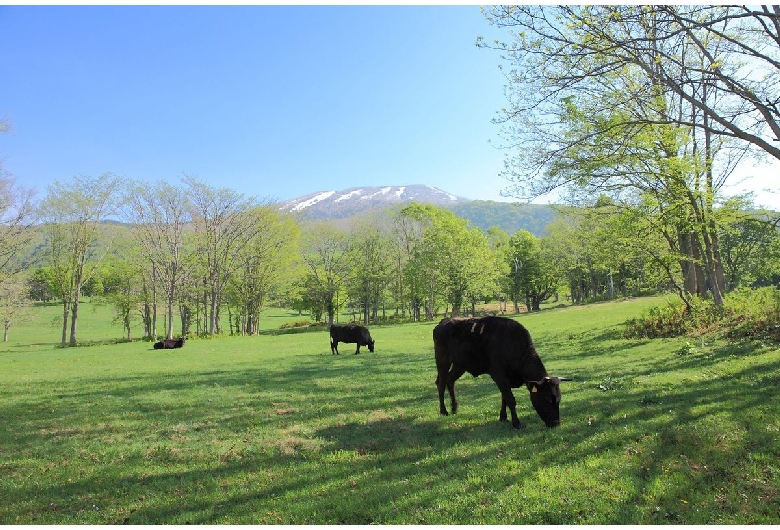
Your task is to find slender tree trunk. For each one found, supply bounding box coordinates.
[164,297,172,340]
[61,302,69,348]
[152,265,158,341]
[124,313,132,341]
[69,291,81,347]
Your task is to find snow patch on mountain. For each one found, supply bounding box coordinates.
[334,189,363,203]
[362,187,392,200]
[289,190,336,211]
[426,185,458,201]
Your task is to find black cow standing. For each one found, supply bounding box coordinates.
[153,337,186,349]
[433,316,569,429]
[330,324,375,355]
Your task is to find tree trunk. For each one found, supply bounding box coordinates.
[61,301,69,348]
[679,230,705,296]
[69,291,81,347]
[165,297,173,340]
[124,313,132,341]
[152,265,158,341]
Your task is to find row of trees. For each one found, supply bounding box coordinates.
[3,169,779,346]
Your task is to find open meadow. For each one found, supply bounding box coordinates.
[1,297,778,524]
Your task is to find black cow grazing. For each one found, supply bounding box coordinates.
[153,337,186,349]
[433,316,569,429]
[330,324,375,355]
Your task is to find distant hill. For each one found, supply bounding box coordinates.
[444,200,556,237]
[277,185,557,236]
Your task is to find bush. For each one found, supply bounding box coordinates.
[722,287,780,341]
[623,297,717,338]
[623,287,780,341]
[278,320,319,330]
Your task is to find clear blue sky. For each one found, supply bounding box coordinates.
[1,5,777,209]
[0,5,526,204]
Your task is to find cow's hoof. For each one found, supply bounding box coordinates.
[512,422,526,429]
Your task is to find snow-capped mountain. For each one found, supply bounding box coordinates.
[277,185,467,220]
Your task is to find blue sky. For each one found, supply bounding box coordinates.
[0,5,524,204]
[1,5,777,208]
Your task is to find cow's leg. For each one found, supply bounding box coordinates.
[355,343,360,355]
[499,397,508,423]
[444,365,466,415]
[491,374,524,429]
[331,340,338,355]
[436,368,451,416]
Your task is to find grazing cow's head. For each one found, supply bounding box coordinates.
[527,377,569,428]
[368,339,375,352]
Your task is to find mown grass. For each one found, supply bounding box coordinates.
[0,296,778,523]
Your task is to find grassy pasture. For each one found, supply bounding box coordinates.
[0,297,778,524]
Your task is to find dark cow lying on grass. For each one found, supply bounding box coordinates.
[153,337,186,349]
[433,316,569,429]
[330,324,375,355]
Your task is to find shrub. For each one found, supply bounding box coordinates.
[624,287,780,341]
[722,287,780,341]
[278,320,318,330]
[623,298,700,338]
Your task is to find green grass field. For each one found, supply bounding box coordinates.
[1,297,778,523]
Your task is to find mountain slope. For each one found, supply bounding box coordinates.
[277,185,466,220]
[277,185,556,236]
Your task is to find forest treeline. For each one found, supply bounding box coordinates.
[1,172,779,347]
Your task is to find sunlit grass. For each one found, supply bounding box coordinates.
[1,296,778,523]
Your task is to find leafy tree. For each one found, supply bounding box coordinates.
[27,267,59,302]
[463,227,505,315]
[0,177,37,276]
[123,180,194,340]
[718,198,780,290]
[299,222,350,325]
[227,208,300,335]
[485,226,512,312]
[479,5,766,307]
[506,230,559,312]
[346,212,395,324]
[38,173,121,347]
[185,175,261,335]
[0,121,37,278]
[0,275,32,341]
[92,255,144,341]
[389,207,426,320]
[401,203,500,318]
